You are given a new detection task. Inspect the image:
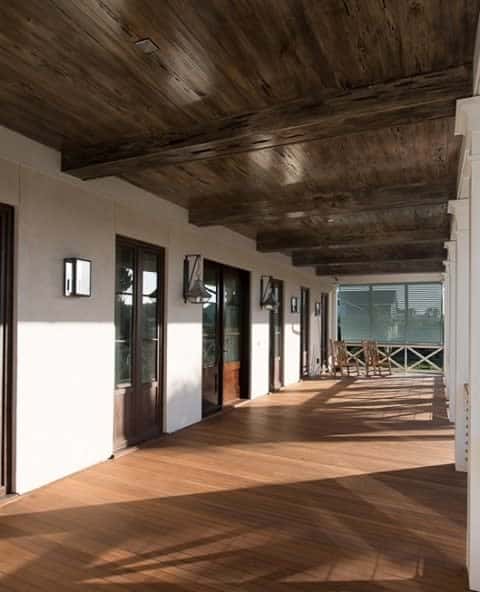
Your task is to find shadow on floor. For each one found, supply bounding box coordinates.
[0,464,467,591]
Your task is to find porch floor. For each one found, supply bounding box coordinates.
[0,375,467,591]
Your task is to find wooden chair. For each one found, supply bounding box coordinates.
[330,339,360,376]
[362,340,392,376]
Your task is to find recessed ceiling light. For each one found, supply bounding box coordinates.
[135,38,159,54]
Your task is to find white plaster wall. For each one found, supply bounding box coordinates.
[0,125,334,493]
[15,167,115,493]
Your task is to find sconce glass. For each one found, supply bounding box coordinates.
[260,275,279,311]
[183,254,210,304]
[64,258,92,297]
[290,296,299,314]
[314,301,321,316]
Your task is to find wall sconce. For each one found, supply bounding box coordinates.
[315,301,321,316]
[290,296,299,314]
[183,254,210,304]
[260,275,279,311]
[64,258,92,297]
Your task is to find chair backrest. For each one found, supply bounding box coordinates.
[362,340,379,365]
[332,339,349,365]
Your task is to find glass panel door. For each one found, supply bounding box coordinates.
[270,280,283,391]
[114,238,163,451]
[202,261,221,416]
[300,287,310,377]
[223,267,244,403]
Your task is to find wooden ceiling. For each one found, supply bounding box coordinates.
[1,1,478,275]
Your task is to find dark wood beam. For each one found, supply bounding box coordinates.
[316,258,444,276]
[189,181,453,226]
[293,242,446,266]
[257,229,449,253]
[62,65,470,180]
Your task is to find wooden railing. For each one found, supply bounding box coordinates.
[343,342,444,373]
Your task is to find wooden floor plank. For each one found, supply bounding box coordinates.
[0,375,467,590]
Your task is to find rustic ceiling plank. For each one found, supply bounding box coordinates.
[189,180,453,226]
[62,65,470,179]
[257,228,449,252]
[316,258,444,276]
[293,243,446,266]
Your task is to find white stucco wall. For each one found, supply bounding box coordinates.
[0,125,334,494]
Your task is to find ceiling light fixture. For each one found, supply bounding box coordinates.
[135,38,159,54]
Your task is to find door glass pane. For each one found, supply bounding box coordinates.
[142,296,158,339]
[115,294,133,385]
[140,251,159,383]
[141,339,157,383]
[115,242,135,387]
[143,252,158,297]
[224,272,242,363]
[116,245,134,294]
[372,284,406,343]
[406,283,443,344]
[202,265,218,367]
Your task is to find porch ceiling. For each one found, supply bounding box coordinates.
[1,1,478,274]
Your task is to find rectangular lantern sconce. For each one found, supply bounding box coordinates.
[290,296,299,314]
[315,301,321,316]
[183,254,210,304]
[64,258,92,297]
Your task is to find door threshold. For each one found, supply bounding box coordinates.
[0,493,19,509]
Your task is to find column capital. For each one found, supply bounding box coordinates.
[449,198,470,236]
[444,240,457,262]
[455,97,480,199]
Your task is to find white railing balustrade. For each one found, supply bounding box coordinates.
[343,342,444,373]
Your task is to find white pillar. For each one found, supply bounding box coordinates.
[456,95,480,590]
[442,269,449,388]
[449,200,470,471]
[444,241,457,422]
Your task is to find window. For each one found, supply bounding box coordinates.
[338,283,443,345]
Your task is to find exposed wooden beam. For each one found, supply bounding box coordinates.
[62,65,470,180]
[189,181,453,226]
[316,258,444,276]
[257,229,449,253]
[293,242,446,266]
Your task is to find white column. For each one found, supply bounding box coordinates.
[456,95,480,591]
[442,269,449,389]
[449,200,470,471]
[444,241,457,422]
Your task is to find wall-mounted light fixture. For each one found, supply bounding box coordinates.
[290,296,299,314]
[260,275,279,311]
[64,258,92,297]
[315,301,321,316]
[183,254,210,304]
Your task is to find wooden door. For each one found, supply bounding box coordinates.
[300,287,310,378]
[0,206,12,496]
[114,238,163,451]
[320,293,329,370]
[269,280,283,392]
[222,266,247,403]
[202,261,221,416]
[202,262,249,414]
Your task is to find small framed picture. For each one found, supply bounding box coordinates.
[315,301,321,316]
[290,296,299,314]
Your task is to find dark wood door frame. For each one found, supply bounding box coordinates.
[269,279,284,392]
[320,293,329,370]
[114,236,165,451]
[300,287,310,378]
[0,205,13,496]
[202,261,250,417]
